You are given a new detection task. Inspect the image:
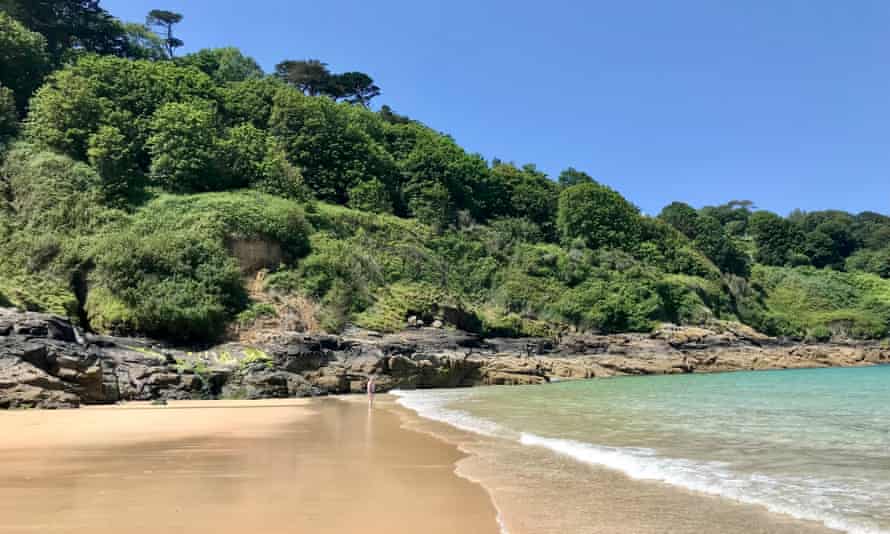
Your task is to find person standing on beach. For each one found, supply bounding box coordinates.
[367,374,376,407]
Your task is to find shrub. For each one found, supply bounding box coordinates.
[557,182,642,249]
[348,178,393,214]
[146,101,222,192]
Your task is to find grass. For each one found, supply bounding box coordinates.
[241,346,273,368]
[753,266,890,338]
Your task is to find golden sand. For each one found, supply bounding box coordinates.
[0,397,500,533]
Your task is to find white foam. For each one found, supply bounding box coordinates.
[393,389,513,439]
[395,389,889,534]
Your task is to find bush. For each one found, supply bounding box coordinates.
[348,178,393,214]
[0,85,16,140]
[0,12,50,111]
[84,192,311,341]
[147,101,222,192]
[87,124,141,205]
[26,55,217,161]
[557,182,642,249]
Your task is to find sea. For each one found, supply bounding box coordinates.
[395,366,890,534]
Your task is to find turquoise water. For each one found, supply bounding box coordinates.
[396,366,890,534]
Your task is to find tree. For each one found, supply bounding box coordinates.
[557,167,594,188]
[379,105,412,125]
[214,122,309,200]
[119,22,166,61]
[348,179,393,214]
[328,72,381,106]
[0,12,51,112]
[406,181,453,232]
[269,88,397,202]
[852,212,890,251]
[749,211,802,266]
[847,247,890,279]
[557,182,642,249]
[0,0,129,61]
[400,131,488,219]
[177,47,264,83]
[0,85,16,140]
[219,77,285,128]
[146,102,220,192]
[87,124,140,205]
[146,9,183,58]
[692,215,750,276]
[275,59,331,96]
[659,201,700,239]
[700,200,753,236]
[26,54,217,161]
[487,162,558,236]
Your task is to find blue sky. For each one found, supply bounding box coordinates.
[104,0,890,216]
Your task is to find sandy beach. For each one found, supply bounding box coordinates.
[0,394,844,534]
[0,397,500,534]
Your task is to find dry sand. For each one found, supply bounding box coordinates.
[0,397,500,533]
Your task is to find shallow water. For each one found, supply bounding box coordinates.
[396,366,890,534]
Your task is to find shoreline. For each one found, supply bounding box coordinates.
[392,389,847,534]
[0,390,875,534]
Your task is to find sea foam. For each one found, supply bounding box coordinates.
[394,388,889,534]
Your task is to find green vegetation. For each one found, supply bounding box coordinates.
[2,3,890,345]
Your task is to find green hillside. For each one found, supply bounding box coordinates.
[2,3,890,344]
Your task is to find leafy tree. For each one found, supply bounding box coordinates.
[275,59,331,96]
[269,88,397,202]
[406,180,453,232]
[700,200,753,236]
[847,248,890,278]
[487,162,558,235]
[146,102,220,192]
[0,12,51,112]
[177,47,264,83]
[348,179,393,214]
[87,124,140,205]
[853,212,890,251]
[25,71,103,159]
[557,182,642,249]
[400,131,488,219]
[219,77,285,128]
[749,211,802,266]
[557,167,594,188]
[26,55,217,161]
[119,22,166,61]
[213,122,307,199]
[379,105,413,125]
[693,215,750,276]
[787,210,857,269]
[146,9,183,58]
[1,0,129,61]
[327,72,381,106]
[659,201,700,239]
[0,85,16,141]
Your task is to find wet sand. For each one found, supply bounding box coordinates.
[0,397,500,534]
[395,401,842,534]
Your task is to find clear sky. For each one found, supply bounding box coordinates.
[104,0,890,216]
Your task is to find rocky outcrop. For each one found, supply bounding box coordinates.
[1,307,888,408]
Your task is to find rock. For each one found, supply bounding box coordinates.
[1,306,889,410]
